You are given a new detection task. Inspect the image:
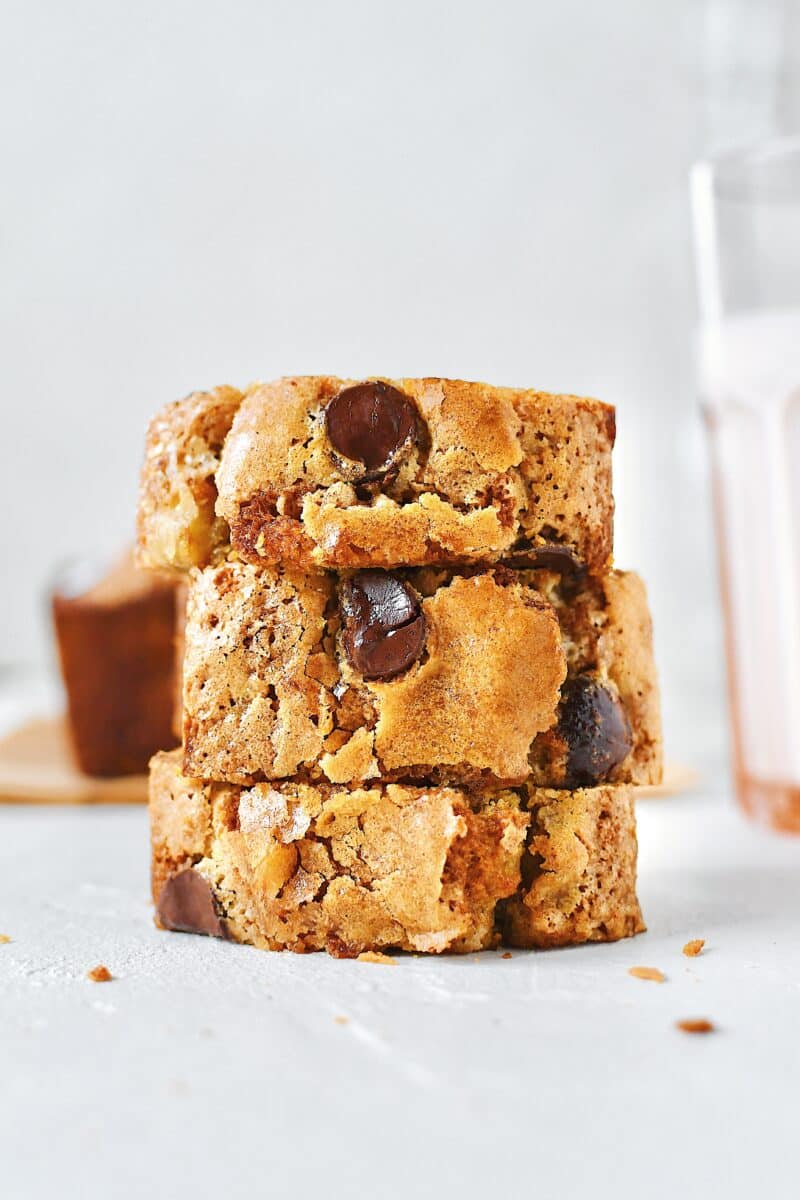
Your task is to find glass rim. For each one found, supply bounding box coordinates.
[691,134,800,202]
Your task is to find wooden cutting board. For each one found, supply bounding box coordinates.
[0,716,147,804]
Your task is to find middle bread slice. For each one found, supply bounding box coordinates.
[182,561,661,790]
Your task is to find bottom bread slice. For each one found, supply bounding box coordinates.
[150,750,644,956]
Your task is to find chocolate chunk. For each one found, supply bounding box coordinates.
[341,571,426,680]
[324,381,417,477]
[559,675,633,786]
[507,543,586,577]
[157,869,229,939]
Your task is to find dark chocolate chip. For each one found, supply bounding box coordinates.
[157,869,230,939]
[559,675,633,786]
[341,571,426,680]
[507,543,586,577]
[324,381,417,477]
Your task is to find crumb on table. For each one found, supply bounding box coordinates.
[683,939,705,958]
[333,1015,349,1025]
[0,934,11,945]
[628,966,665,983]
[676,1018,715,1034]
[502,952,513,960]
[357,951,396,966]
[87,964,113,983]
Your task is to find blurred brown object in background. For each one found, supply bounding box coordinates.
[52,551,181,776]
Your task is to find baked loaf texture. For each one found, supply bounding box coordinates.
[180,560,660,789]
[501,783,644,948]
[53,552,181,776]
[150,749,528,955]
[137,377,615,574]
[150,751,643,955]
[137,385,245,572]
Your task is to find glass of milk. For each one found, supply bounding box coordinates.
[691,138,800,832]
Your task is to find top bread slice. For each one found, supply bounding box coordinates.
[138,377,615,574]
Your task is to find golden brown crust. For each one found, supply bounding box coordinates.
[180,561,660,790]
[137,377,615,572]
[500,784,645,948]
[150,754,644,955]
[181,562,567,788]
[136,385,244,572]
[150,750,528,955]
[148,749,216,902]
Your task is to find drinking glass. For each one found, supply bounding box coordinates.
[691,137,800,831]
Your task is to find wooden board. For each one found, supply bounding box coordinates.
[0,716,147,805]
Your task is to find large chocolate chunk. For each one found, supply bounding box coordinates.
[559,675,632,786]
[324,381,417,477]
[157,868,229,939]
[341,571,426,680]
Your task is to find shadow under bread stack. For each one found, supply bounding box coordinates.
[137,377,662,957]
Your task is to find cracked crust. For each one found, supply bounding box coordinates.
[180,561,660,789]
[137,376,615,573]
[150,750,529,955]
[150,752,644,955]
[181,561,567,788]
[501,783,645,948]
[137,385,245,572]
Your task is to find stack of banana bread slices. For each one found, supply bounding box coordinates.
[137,377,662,957]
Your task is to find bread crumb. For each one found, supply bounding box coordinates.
[333,1015,349,1025]
[0,934,11,944]
[676,1018,715,1034]
[502,952,513,960]
[357,951,396,966]
[629,966,665,983]
[683,939,705,957]
[87,964,113,983]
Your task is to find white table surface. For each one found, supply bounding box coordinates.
[1,683,798,1200]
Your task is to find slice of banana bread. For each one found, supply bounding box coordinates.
[149,752,644,956]
[179,561,660,789]
[181,561,567,788]
[149,750,528,956]
[137,377,615,574]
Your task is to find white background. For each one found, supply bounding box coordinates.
[2,0,799,773]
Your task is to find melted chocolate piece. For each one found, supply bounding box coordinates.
[507,543,586,576]
[157,869,229,939]
[324,381,417,477]
[341,571,426,680]
[559,675,633,786]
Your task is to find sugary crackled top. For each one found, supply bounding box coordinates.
[149,750,643,955]
[138,376,615,573]
[149,749,529,955]
[500,783,644,948]
[181,562,567,787]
